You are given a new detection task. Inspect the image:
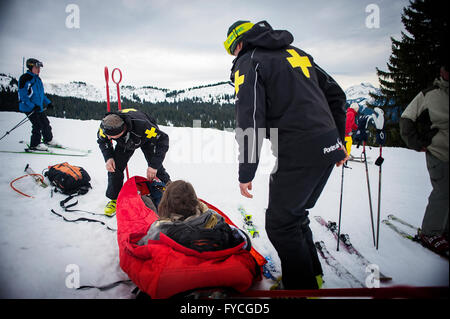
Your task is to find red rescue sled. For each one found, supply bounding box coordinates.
[116,176,266,299]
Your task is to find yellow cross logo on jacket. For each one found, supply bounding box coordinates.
[145,127,157,139]
[234,70,245,95]
[286,49,312,78]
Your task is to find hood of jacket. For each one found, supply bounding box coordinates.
[238,21,293,55]
[434,77,449,95]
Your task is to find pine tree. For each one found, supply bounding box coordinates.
[370,0,448,111]
[368,0,448,146]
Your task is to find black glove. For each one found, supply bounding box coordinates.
[376,129,386,145]
[375,155,384,166]
[46,103,54,110]
[32,105,41,113]
[353,115,370,145]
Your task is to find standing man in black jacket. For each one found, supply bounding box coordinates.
[97,108,171,216]
[225,21,348,289]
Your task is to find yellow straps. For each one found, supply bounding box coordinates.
[286,49,312,78]
[120,108,137,113]
[234,70,245,95]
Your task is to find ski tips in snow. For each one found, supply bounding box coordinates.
[314,215,392,282]
[314,240,365,288]
[238,206,259,238]
[382,214,448,260]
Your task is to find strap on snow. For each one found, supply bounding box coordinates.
[59,194,112,216]
[60,195,79,210]
[50,209,117,231]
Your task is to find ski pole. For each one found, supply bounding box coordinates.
[336,164,345,251]
[111,67,129,180]
[0,109,36,142]
[104,66,111,112]
[375,146,384,250]
[363,141,376,247]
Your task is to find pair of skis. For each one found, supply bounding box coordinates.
[237,206,280,282]
[237,206,376,288]
[0,141,91,157]
[382,214,419,241]
[314,216,392,283]
[314,241,365,288]
[382,214,449,259]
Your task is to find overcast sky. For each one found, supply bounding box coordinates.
[0,0,410,90]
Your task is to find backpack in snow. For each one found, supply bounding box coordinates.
[44,162,91,195]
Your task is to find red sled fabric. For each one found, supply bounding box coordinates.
[116,176,266,299]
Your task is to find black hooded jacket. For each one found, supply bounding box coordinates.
[230,21,347,183]
[97,108,169,170]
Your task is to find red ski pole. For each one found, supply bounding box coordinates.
[104,66,111,112]
[111,67,129,180]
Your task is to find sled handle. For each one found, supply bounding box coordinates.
[112,68,122,85]
[112,68,123,111]
[104,66,111,112]
[104,66,109,83]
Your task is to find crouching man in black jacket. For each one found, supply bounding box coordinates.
[97,108,171,216]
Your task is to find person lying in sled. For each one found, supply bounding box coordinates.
[138,180,251,252]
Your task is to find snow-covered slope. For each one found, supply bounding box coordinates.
[0,112,447,298]
[2,73,382,107]
[0,74,17,92]
[44,81,104,101]
[0,73,234,104]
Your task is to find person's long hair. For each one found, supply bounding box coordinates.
[157,180,199,220]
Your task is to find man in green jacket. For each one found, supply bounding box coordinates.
[400,64,449,257]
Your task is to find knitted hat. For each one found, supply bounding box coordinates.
[100,114,126,136]
[224,20,254,55]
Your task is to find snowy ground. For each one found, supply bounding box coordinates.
[0,111,448,298]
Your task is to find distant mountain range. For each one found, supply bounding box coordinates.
[0,73,379,107]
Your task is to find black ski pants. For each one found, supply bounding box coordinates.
[27,110,53,147]
[106,147,171,200]
[266,164,334,289]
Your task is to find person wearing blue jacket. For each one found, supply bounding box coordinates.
[18,58,57,151]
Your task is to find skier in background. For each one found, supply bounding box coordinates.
[18,58,58,151]
[224,20,348,290]
[353,107,386,148]
[345,102,360,157]
[400,63,449,257]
